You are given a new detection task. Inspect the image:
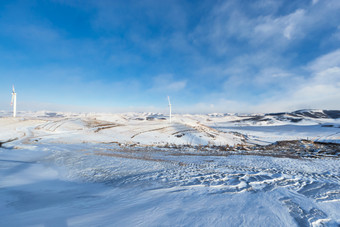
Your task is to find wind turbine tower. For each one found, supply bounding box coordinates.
[11,85,16,117]
[167,96,172,124]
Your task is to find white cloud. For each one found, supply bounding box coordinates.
[312,0,319,5]
[307,49,340,72]
[254,9,305,42]
[283,24,294,40]
[150,74,187,93]
[253,67,296,86]
[193,0,340,59]
[190,49,340,113]
[251,53,340,112]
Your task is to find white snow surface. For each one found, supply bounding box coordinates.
[0,111,340,226]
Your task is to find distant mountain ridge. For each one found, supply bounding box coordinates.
[266,109,340,119]
[290,110,340,119]
[233,109,340,124]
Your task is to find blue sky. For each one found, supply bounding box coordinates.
[0,0,340,113]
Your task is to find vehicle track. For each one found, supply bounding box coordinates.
[131,126,173,138]
[36,118,69,132]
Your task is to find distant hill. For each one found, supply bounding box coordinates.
[232,109,340,124]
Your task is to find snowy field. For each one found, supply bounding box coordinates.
[0,110,340,226]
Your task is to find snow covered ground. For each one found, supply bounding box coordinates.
[0,110,339,226]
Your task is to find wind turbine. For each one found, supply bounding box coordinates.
[11,85,16,117]
[168,96,172,124]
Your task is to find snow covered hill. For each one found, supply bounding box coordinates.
[0,109,339,148]
[0,110,339,226]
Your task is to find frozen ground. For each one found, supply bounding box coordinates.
[0,110,339,226]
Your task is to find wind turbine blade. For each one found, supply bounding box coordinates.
[167,96,171,106]
[12,85,15,93]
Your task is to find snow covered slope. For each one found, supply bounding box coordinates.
[0,110,339,226]
[0,110,339,147]
[1,143,340,226]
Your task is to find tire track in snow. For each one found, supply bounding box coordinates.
[131,126,171,138]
